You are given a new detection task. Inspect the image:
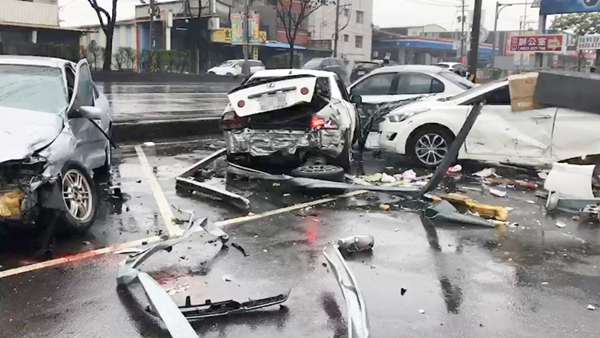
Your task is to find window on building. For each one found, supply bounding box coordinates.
[355,35,363,48]
[356,11,364,24]
[343,34,349,42]
[343,7,350,17]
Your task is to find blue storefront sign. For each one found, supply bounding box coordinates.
[541,0,600,15]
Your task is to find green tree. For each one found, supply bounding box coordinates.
[268,0,335,68]
[551,13,600,70]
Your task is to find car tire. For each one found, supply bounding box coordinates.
[59,163,98,235]
[408,127,454,169]
[334,132,352,173]
[584,0,598,6]
[226,73,233,76]
[208,71,216,74]
[290,165,345,182]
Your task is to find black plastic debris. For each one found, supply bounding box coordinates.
[425,200,495,227]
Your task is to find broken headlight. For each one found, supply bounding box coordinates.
[0,157,46,190]
[387,108,430,123]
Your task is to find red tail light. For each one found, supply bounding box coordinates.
[311,116,338,130]
[237,100,246,108]
[300,87,309,95]
[221,110,247,130]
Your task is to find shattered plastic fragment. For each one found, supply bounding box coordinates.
[425,200,497,227]
[336,235,374,253]
[474,168,496,178]
[401,169,417,181]
[489,187,507,198]
[222,276,233,282]
[380,173,396,183]
[555,221,567,228]
[447,164,462,174]
[143,142,156,147]
[379,204,391,211]
[419,309,425,314]
[588,304,596,311]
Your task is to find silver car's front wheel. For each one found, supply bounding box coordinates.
[62,169,94,222]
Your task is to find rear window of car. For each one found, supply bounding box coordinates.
[0,65,67,115]
[439,71,474,90]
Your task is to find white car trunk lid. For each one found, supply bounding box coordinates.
[228,76,317,117]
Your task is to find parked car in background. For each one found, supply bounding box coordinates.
[222,69,360,173]
[208,59,265,76]
[348,65,474,105]
[378,76,600,168]
[350,60,398,83]
[0,56,112,234]
[302,58,349,84]
[435,62,468,77]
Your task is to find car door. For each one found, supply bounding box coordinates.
[551,108,600,160]
[464,84,556,160]
[68,60,109,169]
[332,75,356,135]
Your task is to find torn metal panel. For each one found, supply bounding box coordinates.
[176,177,251,210]
[545,191,600,213]
[424,200,496,227]
[224,128,344,158]
[544,163,595,199]
[323,243,370,338]
[178,148,227,178]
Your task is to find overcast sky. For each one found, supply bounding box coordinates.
[60,0,543,32]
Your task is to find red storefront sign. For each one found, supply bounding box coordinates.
[509,34,564,52]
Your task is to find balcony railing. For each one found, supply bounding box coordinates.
[0,0,59,27]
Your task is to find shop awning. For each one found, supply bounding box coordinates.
[264,41,306,50]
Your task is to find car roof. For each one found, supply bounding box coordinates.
[436,62,462,67]
[251,69,336,78]
[369,64,444,75]
[0,55,70,68]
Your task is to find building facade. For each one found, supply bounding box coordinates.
[307,0,373,62]
[0,0,81,60]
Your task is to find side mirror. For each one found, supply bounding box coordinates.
[349,95,363,104]
[70,106,103,120]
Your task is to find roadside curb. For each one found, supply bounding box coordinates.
[113,117,221,143]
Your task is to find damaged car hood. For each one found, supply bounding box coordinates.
[0,107,63,163]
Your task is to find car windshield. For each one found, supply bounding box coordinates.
[219,60,239,67]
[439,71,475,90]
[302,58,324,69]
[0,65,67,115]
[444,78,506,102]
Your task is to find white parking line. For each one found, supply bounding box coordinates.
[134,145,182,238]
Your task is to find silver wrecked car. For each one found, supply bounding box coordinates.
[222,69,361,173]
[0,56,112,234]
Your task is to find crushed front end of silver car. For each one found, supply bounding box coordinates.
[223,74,348,164]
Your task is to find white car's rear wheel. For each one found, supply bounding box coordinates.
[408,128,454,168]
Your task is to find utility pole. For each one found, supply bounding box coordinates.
[242,0,250,75]
[491,2,531,70]
[333,0,341,57]
[468,0,483,81]
[460,0,465,62]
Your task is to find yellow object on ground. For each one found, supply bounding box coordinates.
[379,203,391,211]
[440,193,509,221]
[0,191,24,217]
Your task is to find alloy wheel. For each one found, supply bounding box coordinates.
[415,133,448,166]
[62,169,93,221]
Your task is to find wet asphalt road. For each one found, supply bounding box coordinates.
[2,139,600,338]
[97,82,239,123]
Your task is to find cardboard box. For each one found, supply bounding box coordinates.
[509,72,539,111]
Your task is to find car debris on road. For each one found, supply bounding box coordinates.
[116,215,290,338]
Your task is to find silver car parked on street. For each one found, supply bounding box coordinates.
[0,56,112,234]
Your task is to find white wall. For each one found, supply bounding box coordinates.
[0,0,59,27]
[308,0,373,62]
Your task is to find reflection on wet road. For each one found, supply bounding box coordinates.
[97,82,239,123]
[1,141,600,338]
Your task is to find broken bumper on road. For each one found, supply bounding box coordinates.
[224,128,345,159]
[116,216,290,338]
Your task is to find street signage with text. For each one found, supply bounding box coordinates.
[509,34,565,53]
[578,35,600,50]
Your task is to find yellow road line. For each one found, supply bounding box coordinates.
[0,236,161,279]
[134,145,182,237]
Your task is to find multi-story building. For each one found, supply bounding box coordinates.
[0,0,81,59]
[307,0,373,62]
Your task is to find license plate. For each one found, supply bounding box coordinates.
[357,71,365,75]
[258,93,287,111]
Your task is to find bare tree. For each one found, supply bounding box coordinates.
[86,0,118,71]
[268,0,334,68]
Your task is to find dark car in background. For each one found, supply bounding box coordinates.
[302,57,349,83]
[350,60,398,83]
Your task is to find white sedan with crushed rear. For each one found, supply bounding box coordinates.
[221,69,361,178]
[378,76,600,168]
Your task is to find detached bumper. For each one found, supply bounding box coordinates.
[224,128,345,158]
